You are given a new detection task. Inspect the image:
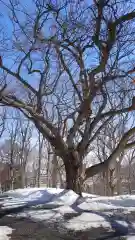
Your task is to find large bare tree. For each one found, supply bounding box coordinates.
[0,0,135,194]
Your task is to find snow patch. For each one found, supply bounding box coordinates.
[0,226,13,240]
[3,187,135,235]
[65,212,111,230]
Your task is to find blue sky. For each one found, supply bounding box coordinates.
[0,0,39,143]
[0,0,134,144]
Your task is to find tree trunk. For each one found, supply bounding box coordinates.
[65,164,82,196]
[102,172,106,196]
[116,161,121,195]
[37,148,41,188]
[10,167,14,190]
[21,166,26,188]
[51,154,58,188]
[105,168,110,196]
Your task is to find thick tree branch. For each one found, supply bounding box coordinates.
[84,126,135,180]
[55,46,82,102]
[1,65,37,95]
[77,87,107,157]
[0,95,68,155]
[115,11,135,26]
[125,141,135,150]
[101,106,133,119]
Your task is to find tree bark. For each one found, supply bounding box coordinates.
[51,154,58,188]
[65,163,82,196]
[105,168,110,196]
[116,161,121,195]
[20,167,25,188]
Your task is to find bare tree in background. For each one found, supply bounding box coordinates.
[36,131,44,187]
[95,114,129,195]
[6,117,20,189]
[51,153,65,188]
[16,111,33,188]
[0,110,34,189]
[121,149,135,194]
[0,108,7,191]
[0,1,135,194]
[46,142,53,187]
[44,142,65,188]
[0,108,6,139]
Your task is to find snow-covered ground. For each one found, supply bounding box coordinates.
[0,226,12,240]
[0,187,135,239]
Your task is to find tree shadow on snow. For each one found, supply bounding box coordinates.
[0,190,135,239]
[0,189,67,219]
[68,198,135,239]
